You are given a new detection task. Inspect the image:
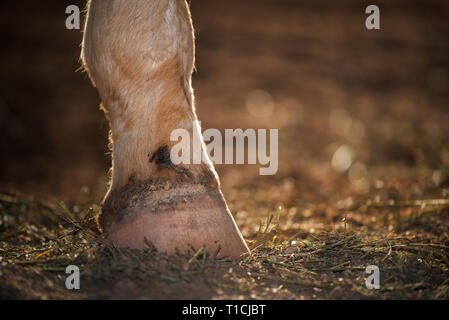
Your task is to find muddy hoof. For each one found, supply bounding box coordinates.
[100,182,249,260]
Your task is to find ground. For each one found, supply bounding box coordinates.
[0,0,448,299]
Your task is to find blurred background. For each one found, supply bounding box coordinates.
[0,0,448,235]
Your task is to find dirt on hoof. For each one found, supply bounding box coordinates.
[104,191,249,260]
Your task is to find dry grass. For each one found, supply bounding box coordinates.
[1,192,447,299]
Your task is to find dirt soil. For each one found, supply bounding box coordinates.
[0,0,448,299]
